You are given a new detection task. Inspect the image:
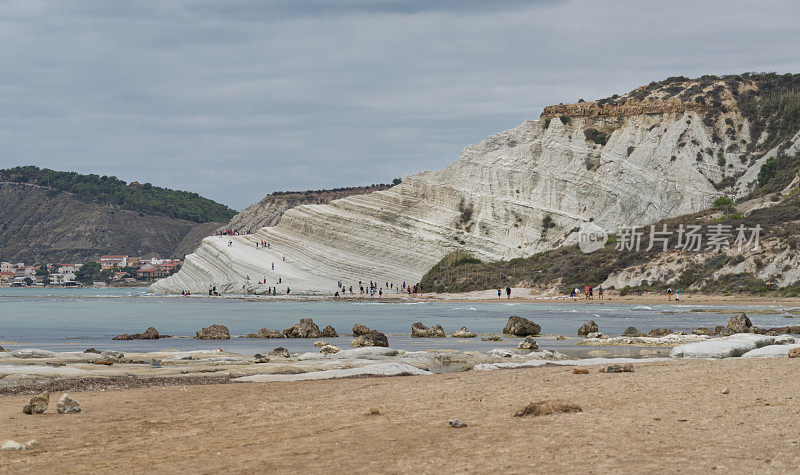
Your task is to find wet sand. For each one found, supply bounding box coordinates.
[2,357,799,473]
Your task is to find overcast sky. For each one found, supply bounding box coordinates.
[2,0,799,209]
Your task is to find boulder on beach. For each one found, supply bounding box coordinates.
[518,336,539,351]
[578,320,598,336]
[452,327,477,338]
[56,394,81,414]
[283,318,321,338]
[253,354,270,363]
[411,322,446,338]
[790,347,800,358]
[648,328,672,337]
[246,328,283,339]
[314,340,328,347]
[352,324,371,336]
[84,348,101,354]
[622,326,644,337]
[321,325,339,338]
[268,347,290,358]
[585,332,607,339]
[113,327,160,340]
[351,330,389,347]
[503,316,541,336]
[727,313,753,333]
[692,327,714,336]
[601,363,634,373]
[23,391,49,415]
[320,344,341,354]
[100,350,124,361]
[195,324,231,340]
[670,334,776,359]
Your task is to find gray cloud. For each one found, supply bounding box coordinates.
[1,0,799,209]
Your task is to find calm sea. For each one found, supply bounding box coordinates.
[1,288,797,357]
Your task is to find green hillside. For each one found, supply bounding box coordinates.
[0,166,236,224]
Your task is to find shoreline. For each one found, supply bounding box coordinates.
[1,357,798,472]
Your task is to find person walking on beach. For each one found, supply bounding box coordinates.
[675,289,680,301]
[506,287,511,299]
[589,286,593,299]
[667,287,673,301]
[498,288,502,299]
[598,284,604,300]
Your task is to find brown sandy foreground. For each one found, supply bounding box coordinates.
[2,358,800,474]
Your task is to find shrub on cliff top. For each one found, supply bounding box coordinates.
[583,128,609,145]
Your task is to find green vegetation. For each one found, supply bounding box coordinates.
[0,166,237,223]
[542,214,555,230]
[713,196,733,207]
[75,262,102,285]
[420,197,800,295]
[583,128,609,145]
[755,151,800,194]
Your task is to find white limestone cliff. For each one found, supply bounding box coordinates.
[152,101,767,295]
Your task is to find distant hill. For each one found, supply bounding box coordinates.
[0,167,238,263]
[0,166,237,224]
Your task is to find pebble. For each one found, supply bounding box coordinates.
[448,419,468,428]
[722,388,730,394]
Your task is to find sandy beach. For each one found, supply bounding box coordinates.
[2,357,799,473]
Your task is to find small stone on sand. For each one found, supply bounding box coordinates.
[573,368,589,374]
[448,419,467,428]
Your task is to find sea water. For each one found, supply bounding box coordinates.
[1,287,797,357]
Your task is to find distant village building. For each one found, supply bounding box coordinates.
[100,255,128,270]
[0,271,16,284]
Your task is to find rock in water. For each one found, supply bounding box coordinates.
[23,391,49,415]
[556,334,566,340]
[56,394,81,414]
[268,347,290,358]
[321,325,338,337]
[648,328,672,337]
[320,344,341,354]
[727,313,753,333]
[692,327,714,336]
[113,326,160,340]
[313,340,328,347]
[503,316,541,336]
[452,327,477,338]
[578,320,598,336]
[83,348,101,354]
[518,336,539,350]
[253,354,270,363]
[246,328,283,338]
[352,324,371,336]
[351,330,389,347]
[195,324,231,340]
[622,326,644,337]
[283,318,321,338]
[410,322,445,338]
[482,335,503,341]
[789,347,800,358]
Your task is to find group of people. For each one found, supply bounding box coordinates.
[217,229,251,236]
[570,285,604,300]
[255,240,270,249]
[333,280,420,298]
